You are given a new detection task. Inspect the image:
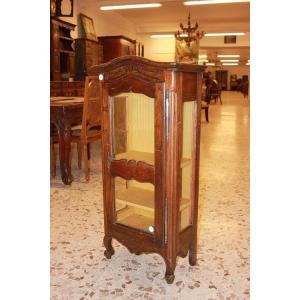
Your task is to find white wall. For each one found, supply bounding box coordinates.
[139,35,175,62]
[57,0,136,40]
[201,33,250,47]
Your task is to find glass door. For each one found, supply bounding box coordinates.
[110,92,156,234]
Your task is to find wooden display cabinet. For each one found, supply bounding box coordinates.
[90,56,204,284]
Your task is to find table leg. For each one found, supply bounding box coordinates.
[57,122,73,185]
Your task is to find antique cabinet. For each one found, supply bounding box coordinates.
[97,35,136,63]
[75,38,103,80]
[51,18,76,81]
[90,56,204,284]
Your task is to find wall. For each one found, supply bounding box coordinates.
[57,0,136,40]
[200,33,250,47]
[139,36,175,62]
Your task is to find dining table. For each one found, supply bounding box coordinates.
[50,97,84,185]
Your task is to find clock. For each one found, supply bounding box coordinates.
[50,0,56,17]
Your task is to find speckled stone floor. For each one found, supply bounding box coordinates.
[51,91,249,300]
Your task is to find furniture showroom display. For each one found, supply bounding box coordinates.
[90,56,204,283]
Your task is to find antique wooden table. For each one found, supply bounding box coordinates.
[50,97,83,185]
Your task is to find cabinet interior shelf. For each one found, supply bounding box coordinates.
[115,150,191,168]
[116,186,190,211]
[115,186,190,232]
[59,36,73,41]
[59,49,74,53]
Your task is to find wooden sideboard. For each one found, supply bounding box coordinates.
[98,35,136,63]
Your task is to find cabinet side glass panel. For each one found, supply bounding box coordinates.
[111,93,155,233]
[180,101,196,230]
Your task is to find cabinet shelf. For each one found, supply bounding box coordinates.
[59,36,73,41]
[117,210,153,232]
[115,150,191,168]
[116,186,190,212]
[116,186,190,231]
[59,49,74,53]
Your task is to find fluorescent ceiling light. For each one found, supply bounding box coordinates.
[199,59,209,62]
[151,34,173,38]
[217,54,240,58]
[198,55,208,58]
[205,32,245,36]
[220,59,239,62]
[100,3,162,10]
[206,63,215,66]
[150,34,187,38]
[184,0,250,5]
[222,63,239,66]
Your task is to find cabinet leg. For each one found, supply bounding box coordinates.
[164,258,176,284]
[103,236,114,259]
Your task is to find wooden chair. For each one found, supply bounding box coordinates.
[201,101,209,122]
[207,83,222,104]
[71,76,102,181]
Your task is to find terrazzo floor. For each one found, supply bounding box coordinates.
[50,91,250,300]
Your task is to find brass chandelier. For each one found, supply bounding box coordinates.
[174,13,204,47]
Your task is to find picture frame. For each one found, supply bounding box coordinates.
[79,13,97,41]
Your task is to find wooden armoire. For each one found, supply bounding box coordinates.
[90,56,204,284]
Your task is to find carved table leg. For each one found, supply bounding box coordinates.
[57,121,73,185]
[164,257,176,284]
[103,236,115,259]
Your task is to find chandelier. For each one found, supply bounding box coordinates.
[174,13,204,47]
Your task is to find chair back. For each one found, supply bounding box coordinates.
[82,76,101,133]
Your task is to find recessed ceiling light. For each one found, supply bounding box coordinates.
[199,59,209,62]
[246,62,250,65]
[217,54,240,58]
[222,63,239,66]
[220,59,239,62]
[184,0,250,5]
[198,55,208,58]
[206,63,215,66]
[205,32,245,36]
[100,3,162,11]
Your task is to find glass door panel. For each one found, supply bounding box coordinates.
[111,92,155,233]
[114,178,155,233]
[180,101,196,230]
